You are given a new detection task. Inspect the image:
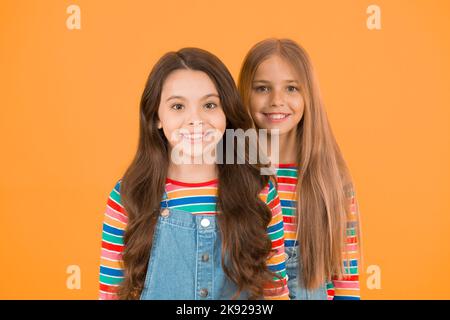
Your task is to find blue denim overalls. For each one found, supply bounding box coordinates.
[285,245,328,300]
[139,192,249,300]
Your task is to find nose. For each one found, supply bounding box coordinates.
[187,107,204,126]
[270,88,285,107]
[188,120,203,126]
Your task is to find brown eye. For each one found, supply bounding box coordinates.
[287,86,298,92]
[171,104,184,110]
[254,86,269,93]
[204,102,218,110]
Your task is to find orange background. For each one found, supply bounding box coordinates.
[1,0,449,299]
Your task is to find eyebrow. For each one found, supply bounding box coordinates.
[165,93,219,102]
[253,79,299,84]
[201,93,220,100]
[166,95,185,102]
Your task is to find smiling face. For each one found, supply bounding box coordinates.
[157,69,226,160]
[249,55,305,136]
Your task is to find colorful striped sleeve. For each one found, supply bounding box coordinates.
[261,180,290,300]
[330,186,361,300]
[98,180,127,300]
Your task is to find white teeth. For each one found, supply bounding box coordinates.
[182,133,204,140]
[266,113,288,119]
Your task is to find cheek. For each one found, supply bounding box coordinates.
[162,126,179,145]
[249,94,267,113]
[159,114,183,143]
[160,115,174,132]
[288,96,305,115]
[212,111,227,133]
[249,95,267,122]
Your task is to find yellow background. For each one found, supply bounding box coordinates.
[1,0,449,299]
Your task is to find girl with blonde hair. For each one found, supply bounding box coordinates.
[238,38,362,300]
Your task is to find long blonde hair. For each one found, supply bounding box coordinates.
[238,38,361,289]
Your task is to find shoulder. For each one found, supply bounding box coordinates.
[107,178,123,207]
[342,176,356,204]
[258,177,278,205]
[102,178,128,223]
[342,180,360,222]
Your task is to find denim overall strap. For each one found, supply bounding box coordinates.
[194,213,216,300]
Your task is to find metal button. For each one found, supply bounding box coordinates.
[199,288,209,298]
[202,253,209,262]
[200,218,210,228]
[160,208,170,217]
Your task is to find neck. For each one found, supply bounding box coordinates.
[167,161,218,183]
[266,128,299,165]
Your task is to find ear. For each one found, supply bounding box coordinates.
[157,119,162,129]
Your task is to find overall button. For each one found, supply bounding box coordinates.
[200,218,210,228]
[199,288,209,298]
[160,208,170,217]
[201,253,209,262]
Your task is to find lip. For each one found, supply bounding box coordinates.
[262,112,291,123]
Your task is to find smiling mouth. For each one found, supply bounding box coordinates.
[180,131,214,142]
[262,113,291,121]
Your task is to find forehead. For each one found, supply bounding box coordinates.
[254,55,300,82]
[161,69,218,98]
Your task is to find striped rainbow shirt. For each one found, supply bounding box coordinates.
[276,164,361,300]
[99,178,289,300]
